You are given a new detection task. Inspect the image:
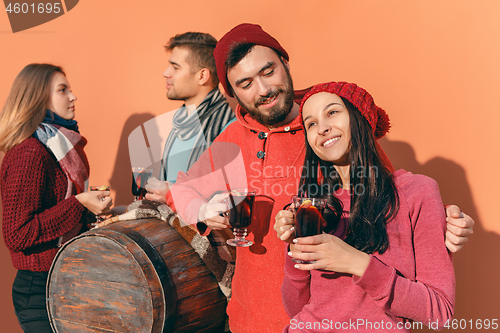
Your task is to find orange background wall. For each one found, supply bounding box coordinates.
[1,1,499,331]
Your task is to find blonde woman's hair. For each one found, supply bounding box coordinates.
[0,63,65,152]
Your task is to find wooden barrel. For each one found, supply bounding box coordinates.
[47,218,227,333]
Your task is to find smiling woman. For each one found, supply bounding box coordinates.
[302,92,352,167]
[275,81,455,332]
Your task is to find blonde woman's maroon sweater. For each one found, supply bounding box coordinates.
[1,137,86,272]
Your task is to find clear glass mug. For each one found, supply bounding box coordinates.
[89,185,110,228]
[289,196,326,264]
[131,167,153,201]
[223,189,256,247]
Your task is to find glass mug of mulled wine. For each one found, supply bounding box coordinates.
[290,196,326,264]
[89,185,110,228]
[131,167,153,201]
[223,189,256,247]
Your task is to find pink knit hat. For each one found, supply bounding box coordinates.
[299,82,390,139]
[214,23,289,97]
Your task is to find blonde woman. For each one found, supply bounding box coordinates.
[0,63,112,332]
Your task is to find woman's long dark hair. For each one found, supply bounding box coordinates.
[298,97,399,254]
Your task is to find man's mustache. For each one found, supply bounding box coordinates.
[255,89,282,107]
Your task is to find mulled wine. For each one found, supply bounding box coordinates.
[225,189,256,247]
[291,197,326,264]
[131,167,153,201]
[89,185,110,226]
[295,200,324,237]
[228,194,254,229]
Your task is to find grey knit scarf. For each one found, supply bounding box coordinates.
[160,87,234,181]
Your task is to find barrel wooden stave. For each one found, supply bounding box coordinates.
[90,228,167,332]
[174,290,227,329]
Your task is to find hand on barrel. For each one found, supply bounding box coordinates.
[274,204,296,244]
[76,190,113,216]
[144,177,172,204]
[198,192,231,230]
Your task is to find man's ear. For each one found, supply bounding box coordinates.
[198,68,211,86]
[281,56,290,71]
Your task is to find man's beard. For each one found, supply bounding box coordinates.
[235,68,295,127]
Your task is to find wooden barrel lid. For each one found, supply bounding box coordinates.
[47,227,172,332]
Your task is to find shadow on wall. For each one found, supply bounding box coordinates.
[379,137,500,331]
[109,113,158,206]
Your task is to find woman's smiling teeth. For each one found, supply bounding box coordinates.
[322,136,340,147]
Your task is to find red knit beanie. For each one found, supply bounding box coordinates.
[214,23,289,97]
[299,82,390,139]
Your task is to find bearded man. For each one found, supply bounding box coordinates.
[166,23,473,332]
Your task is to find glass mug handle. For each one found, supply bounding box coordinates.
[283,195,298,215]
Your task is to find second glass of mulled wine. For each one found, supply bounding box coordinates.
[225,189,256,247]
[291,196,326,264]
[131,167,153,201]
